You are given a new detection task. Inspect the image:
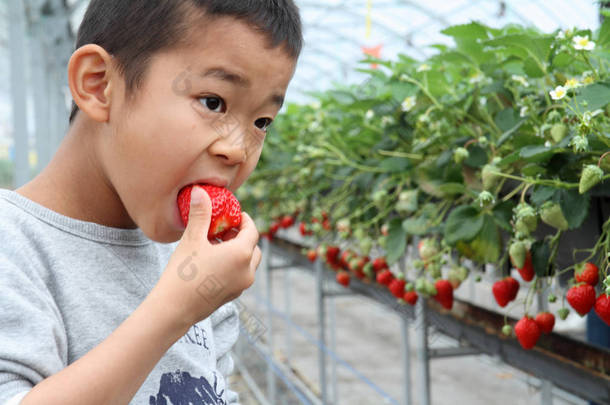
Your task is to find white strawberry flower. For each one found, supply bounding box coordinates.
[417,64,431,72]
[564,78,581,89]
[544,140,552,147]
[572,35,595,51]
[365,109,375,120]
[469,72,485,84]
[401,96,416,112]
[519,106,529,117]
[511,75,529,87]
[555,30,566,40]
[550,85,567,100]
[381,116,395,127]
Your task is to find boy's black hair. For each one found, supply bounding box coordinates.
[69,0,303,124]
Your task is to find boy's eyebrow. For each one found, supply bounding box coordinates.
[201,67,251,87]
[200,66,284,109]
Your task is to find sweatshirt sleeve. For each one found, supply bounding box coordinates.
[0,255,68,404]
[210,301,241,404]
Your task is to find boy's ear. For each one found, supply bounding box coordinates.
[67,44,117,123]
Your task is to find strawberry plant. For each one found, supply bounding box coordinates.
[239,21,610,346]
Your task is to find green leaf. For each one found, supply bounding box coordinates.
[531,240,552,277]
[387,218,407,264]
[441,22,490,41]
[523,56,545,78]
[598,16,610,47]
[495,108,518,133]
[444,205,484,245]
[570,83,610,113]
[492,200,514,231]
[457,214,501,263]
[559,189,590,229]
[438,182,467,196]
[380,157,411,172]
[552,52,572,69]
[531,186,556,207]
[519,145,556,163]
[484,34,553,65]
[402,216,429,235]
[464,145,488,168]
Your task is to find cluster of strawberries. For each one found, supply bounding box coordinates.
[302,241,457,310]
[501,260,610,350]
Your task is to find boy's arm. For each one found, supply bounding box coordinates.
[19,287,194,405]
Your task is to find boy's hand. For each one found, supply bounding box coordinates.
[154,186,261,328]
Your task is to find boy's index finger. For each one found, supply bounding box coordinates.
[235,211,259,247]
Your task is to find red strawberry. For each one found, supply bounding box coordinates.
[336,271,350,287]
[535,312,555,334]
[492,279,513,307]
[299,222,312,236]
[306,249,317,262]
[403,291,418,305]
[340,250,354,268]
[514,316,541,349]
[434,279,454,310]
[575,262,599,287]
[376,269,394,286]
[325,246,340,265]
[506,277,520,301]
[280,215,294,228]
[492,277,519,307]
[322,218,331,230]
[372,257,388,273]
[516,251,534,282]
[177,185,241,240]
[594,294,610,326]
[389,278,406,299]
[566,284,596,316]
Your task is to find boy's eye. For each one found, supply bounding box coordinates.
[255,118,273,131]
[199,96,225,113]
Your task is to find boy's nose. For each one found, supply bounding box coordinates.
[208,130,248,165]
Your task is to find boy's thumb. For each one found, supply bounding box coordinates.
[186,186,212,240]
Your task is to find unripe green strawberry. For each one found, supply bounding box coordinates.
[540,202,569,231]
[557,307,570,320]
[514,203,538,234]
[372,189,387,207]
[578,164,604,194]
[509,241,527,269]
[418,238,439,261]
[502,324,512,336]
[550,123,568,143]
[413,259,425,270]
[378,235,387,249]
[405,282,414,292]
[482,164,501,190]
[359,238,372,256]
[427,262,442,279]
[454,147,469,164]
[353,227,366,241]
[548,293,557,303]
[425,279,438,296]
[396,189,418,214]
[415,278,427,293]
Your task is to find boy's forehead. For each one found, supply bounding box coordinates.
[176,17,297,87]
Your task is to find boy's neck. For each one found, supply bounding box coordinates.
[15,118,138,229]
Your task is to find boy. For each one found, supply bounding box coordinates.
[0,1,302,404]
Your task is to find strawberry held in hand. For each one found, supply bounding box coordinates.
[178,184,241,241]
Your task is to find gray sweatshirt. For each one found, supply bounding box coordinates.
[0,189,240,404]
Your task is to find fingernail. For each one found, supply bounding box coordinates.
[191,186,204,206]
